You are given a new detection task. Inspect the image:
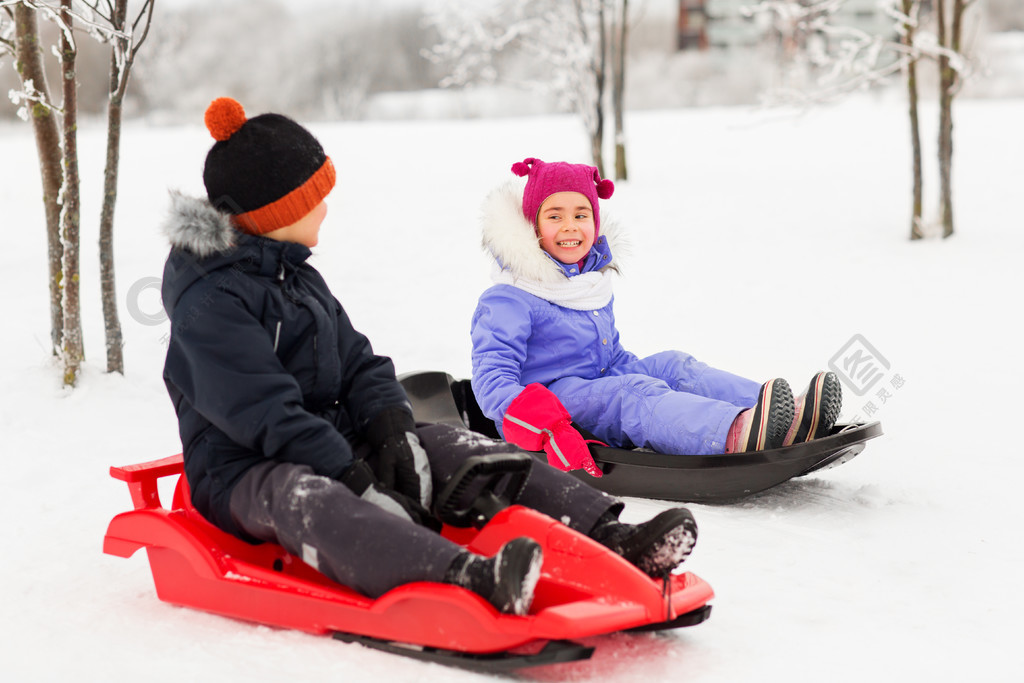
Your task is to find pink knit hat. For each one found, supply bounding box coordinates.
[512,157,615,233]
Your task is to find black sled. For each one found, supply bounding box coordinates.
[399,371,882,503]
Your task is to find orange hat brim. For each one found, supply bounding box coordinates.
[233,157,336,235]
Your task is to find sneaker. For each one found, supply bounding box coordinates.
[784,371,843,446]
[590,508,698,577]
[444,537,543,616]
[724,378,794,453]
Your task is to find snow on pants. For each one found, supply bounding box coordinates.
[548,350,762,455]
[228,421,620,599]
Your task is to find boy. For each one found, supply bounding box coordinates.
[161,100,699,616]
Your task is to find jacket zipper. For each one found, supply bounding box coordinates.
[276,262,324,397]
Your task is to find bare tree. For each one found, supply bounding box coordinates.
[935,0,975,239]
[574,0,607,175]
[610,0,629,180]
[6,1,65,355]
[90,0,155,374]
[5,0,154,385]
[424,0,630,178]
[899,0,923,240]
[58,0,84,385]
[750,0,978,240]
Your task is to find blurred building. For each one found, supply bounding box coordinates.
[677,0,903,52]
[676,1,710,50]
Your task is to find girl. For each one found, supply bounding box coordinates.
[471,158,842,476]
[161,101,699,616]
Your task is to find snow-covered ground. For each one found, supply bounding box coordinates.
[2,95,1021,682]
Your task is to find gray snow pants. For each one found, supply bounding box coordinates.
[228,422,620,598]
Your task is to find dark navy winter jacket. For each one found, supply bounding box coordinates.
[160,192,410,538]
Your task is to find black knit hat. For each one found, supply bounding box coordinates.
[202,97,336,235]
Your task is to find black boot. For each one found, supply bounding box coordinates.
[590,508,698,577]
[784,371,843,446]
[725,378,795,452]
[443,537,543,616]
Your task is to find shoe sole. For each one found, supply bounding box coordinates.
[622,508,699,577]
[792,372,843,443]
[746,379,794,451]
[493,537,543,616]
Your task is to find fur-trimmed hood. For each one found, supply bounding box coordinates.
[480,178,626,283]
[160,191,312,316]
[161,190,237,258]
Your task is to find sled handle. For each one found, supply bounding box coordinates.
[109,454,185,511]
[434,453,533,529]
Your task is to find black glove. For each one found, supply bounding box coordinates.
[340,459,440,532]
[365,406,433,509]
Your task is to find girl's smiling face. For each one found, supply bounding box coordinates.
[535,191,595,264]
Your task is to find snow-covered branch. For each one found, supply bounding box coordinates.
[424,0,623,173]
[422,1,545,88]
[1,8,15,54]
[105,0,156,100]
[9,76,60,119]
[424,0,606,114]
[749,0,975,106]
[13,0,139,56]
[6,1,153,101]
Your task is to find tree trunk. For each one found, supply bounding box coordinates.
[99,0,129,375]
[13,3,64,354]
[592,0,608,178]
[574,0,606,177]
[590,118,605,179]
[936,0,955,239]
[59,0,84,386]
[902,0,924,240]
[611,0,628,181]
[941,0,968,239]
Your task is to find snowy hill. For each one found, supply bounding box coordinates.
[2,96,1021,681]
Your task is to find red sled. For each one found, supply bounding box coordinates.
[103,452,713,672]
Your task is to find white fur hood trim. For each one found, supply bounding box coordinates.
[480,178,626,283]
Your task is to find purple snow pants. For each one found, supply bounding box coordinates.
[548,350,762,455]
[228,422,619,599]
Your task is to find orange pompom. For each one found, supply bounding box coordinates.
[205,97,247,142]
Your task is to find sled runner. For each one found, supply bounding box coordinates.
[399,371,883,503]
[103,451,713,672]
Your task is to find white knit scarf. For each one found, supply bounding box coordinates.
[490,261,615,311]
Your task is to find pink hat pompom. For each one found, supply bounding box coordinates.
[511,158,538,177]
[596,178,615,200]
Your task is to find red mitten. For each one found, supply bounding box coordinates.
[502,383,603,478]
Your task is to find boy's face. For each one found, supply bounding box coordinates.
[535,192,595,264]
[265,201,327,248]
